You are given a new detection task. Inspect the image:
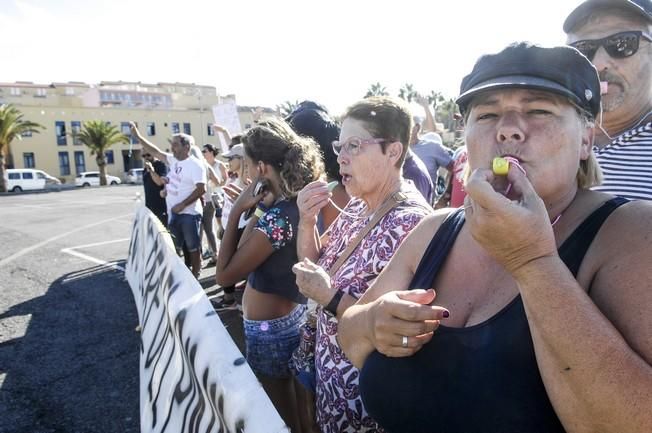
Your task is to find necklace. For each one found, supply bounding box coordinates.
[329,183,402,219]
[500,157,565,227]
[598,108,652,141]
[630,109,652,130]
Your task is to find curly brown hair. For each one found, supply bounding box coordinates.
[242,118,324,198]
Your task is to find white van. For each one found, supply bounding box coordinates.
[75,171,122,187]
[6,169,61,192]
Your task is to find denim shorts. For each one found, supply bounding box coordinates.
[244,304,307,379]
[169,213,202,252]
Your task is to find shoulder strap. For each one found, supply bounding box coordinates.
[559,197,629,277]
[409,208,466,290]
[328,191,407,277]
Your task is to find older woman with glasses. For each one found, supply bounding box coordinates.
[293,96,433,432]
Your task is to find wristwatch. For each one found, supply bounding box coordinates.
[325,289,345,316]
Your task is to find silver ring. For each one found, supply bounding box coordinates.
[401,335,408,348]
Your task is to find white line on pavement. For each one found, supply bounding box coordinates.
[0,213,132,268]
[60,248,125,272]
[66,238,131,250]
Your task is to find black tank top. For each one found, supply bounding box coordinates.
[359,197,628,433]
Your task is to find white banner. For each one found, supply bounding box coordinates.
[212,101,242,154]
[126,207,289,433]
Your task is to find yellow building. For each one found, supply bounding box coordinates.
[0,81,273,183]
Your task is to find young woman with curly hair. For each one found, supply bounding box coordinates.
[216,118,324,432]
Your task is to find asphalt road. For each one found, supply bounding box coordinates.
[0,185,242,433]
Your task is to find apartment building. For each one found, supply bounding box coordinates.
[0,81,269,183]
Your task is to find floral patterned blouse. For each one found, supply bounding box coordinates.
[315,184,432,432]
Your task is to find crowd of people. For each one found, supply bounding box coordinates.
[133,1,652,432]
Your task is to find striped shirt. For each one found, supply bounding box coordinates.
[593,122,652,201]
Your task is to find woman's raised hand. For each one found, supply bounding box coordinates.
[297,180,331,225]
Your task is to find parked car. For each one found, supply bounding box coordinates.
[126,168,144,184]
[75,171,122,187]
[6,168,61,192]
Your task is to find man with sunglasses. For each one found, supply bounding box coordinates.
[565,0,652,200]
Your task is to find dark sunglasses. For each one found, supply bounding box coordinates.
[570,30,652,61]
[142,153,151,158]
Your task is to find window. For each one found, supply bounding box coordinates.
[65,87,75,96]
[121,122,137,144]
[171,122,180,134]
[55,121,67,145]
[105,150,114,164]
[36,172,46,179]
[183,123,191,135]
[146,122,156,136]
[21,130,32,138]
[71,121,82,145]
[10,87,21,96]
[207,124,214,136]
[8,173,20,180]
[35,88,47,98]
[74,151,86,174]
[23,153,35,168]
[58,152,70,175]
[22,172,34,179]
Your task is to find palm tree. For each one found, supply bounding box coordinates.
[426,91,445,109]
[276,100,300,118]
[435,98,460,131]
[398,83,417,102]
[74,120,129,186]
[0,104,44,192]
[365,82,389,98]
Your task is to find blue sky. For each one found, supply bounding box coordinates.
[0,0,585,115]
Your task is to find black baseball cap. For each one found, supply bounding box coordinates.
[456,42,601,118]
[564,0,652,33]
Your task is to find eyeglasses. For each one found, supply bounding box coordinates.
[570,31,652,61]
[332,137,386,156]
[142,154,151,158]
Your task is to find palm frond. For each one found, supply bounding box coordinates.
[0,104,44,153]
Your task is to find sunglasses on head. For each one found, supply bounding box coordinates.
[570,30,652,61]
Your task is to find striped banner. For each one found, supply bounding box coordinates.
[126,206,289,433]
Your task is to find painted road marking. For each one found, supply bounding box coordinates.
[0,213,132,268]
[65,238,131,250]
[60,248,125,273]
[59,238,131,272]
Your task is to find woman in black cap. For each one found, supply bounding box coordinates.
[337,43,652,433]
